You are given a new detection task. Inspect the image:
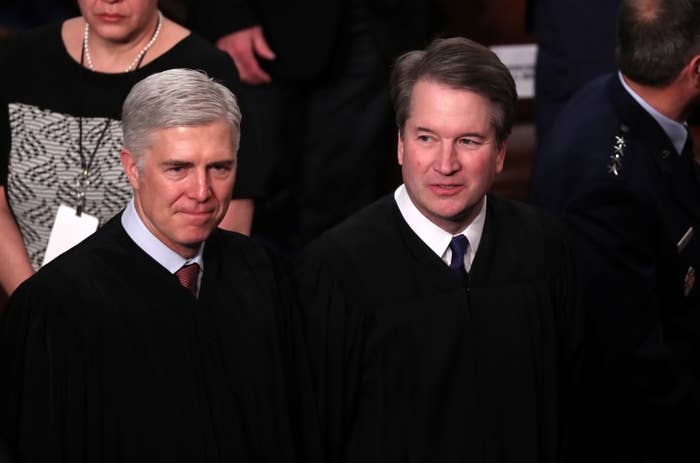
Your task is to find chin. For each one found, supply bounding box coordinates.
[178,228,213,244]
[433,203,470,220]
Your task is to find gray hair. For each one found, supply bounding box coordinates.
[617,0,700,86]
[122,68,242,163]
[390,36,517,148]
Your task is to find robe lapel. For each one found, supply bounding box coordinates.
[467,197,498,284]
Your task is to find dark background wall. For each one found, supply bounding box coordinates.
[438,0,536,202]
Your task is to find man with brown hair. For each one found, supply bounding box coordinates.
[295,36,582,462]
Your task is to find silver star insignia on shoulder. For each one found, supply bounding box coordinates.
[608,134,626,176]
[614,136,626,150]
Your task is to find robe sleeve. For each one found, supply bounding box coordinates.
[268,258,324,463]
[292,240,370,463]
[0,275,98,463]
[550,225,585,459]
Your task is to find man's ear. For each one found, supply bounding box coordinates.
[397,129,405,166]
[120,149,140,190]
[495,140,507,175]
[689,54,700,89]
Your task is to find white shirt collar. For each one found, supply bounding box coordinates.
[394,184,485,271]
[121,198,205,274]
[618,71,688,155]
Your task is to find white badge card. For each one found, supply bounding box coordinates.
[42,204,99,267]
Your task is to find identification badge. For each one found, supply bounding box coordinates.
[42,204,99,267]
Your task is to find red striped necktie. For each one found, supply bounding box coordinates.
[176,263,200,296]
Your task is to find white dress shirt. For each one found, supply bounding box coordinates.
[121,198,205,295]
[394,184,486,272]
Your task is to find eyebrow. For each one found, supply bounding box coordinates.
[160,158,235,167]
[209,160,236,168]
[161,160,192,167]
[415,126,488,139]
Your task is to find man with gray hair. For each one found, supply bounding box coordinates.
[530,0,700,461]
[0,68,316,462]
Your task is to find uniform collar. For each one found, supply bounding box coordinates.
[618,71,688,155]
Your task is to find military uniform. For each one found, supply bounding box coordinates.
[530,73,700,462]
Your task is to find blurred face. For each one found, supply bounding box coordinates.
[121,120,236,258]
[78,0,158,43]
[398,79,506,234]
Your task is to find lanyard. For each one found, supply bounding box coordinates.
[74,24,154,215]
[76,43,112,215]
[76,112,110,216]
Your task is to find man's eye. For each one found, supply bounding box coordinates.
[168,166,184,172]
[458,138,484,149]
[417,135,432,142]
[211,164,233,173]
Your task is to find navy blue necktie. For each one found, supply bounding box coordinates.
[449,235,469,274]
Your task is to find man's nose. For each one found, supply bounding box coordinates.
[435,145,460,175]
[189,170,212,202]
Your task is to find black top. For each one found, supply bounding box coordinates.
[0,216,319,462]
[293,194,582,462]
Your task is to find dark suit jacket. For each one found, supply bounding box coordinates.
[530,73,700,462]
[190,0,440,81]
[294,193,582,462]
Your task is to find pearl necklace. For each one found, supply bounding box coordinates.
[82,10,163,72]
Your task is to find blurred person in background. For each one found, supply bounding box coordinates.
[530,0,700,460]
[529,0,620,146]
[190,0,443,255]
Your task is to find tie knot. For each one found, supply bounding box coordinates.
[449,235,469,272]
[176,263,200,296]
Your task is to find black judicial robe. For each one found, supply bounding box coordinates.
[0,216,317,462]
[294,194,582,463]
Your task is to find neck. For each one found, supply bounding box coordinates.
[623,73,693,122]
[132,196,200,259]
[84,11,162,73]
[443,196,484,236]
